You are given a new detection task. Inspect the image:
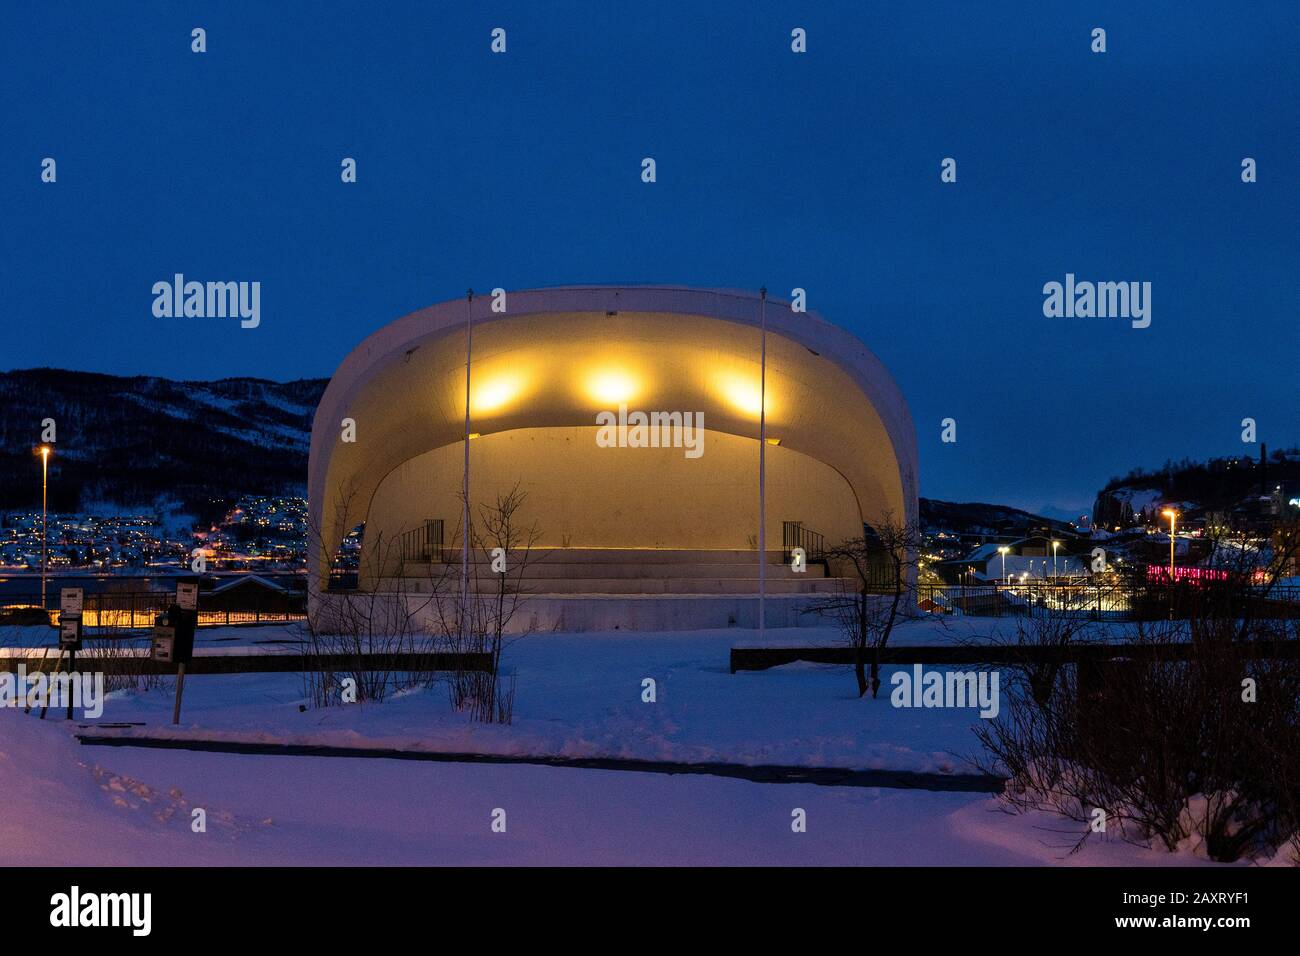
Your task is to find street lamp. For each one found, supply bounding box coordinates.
[1161,509,1177,579]
[36,445,50,610]
[998,545,1009,582]
[1051,540,1060,581]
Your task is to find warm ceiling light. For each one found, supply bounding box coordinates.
[585,368,639,405]
[717,372,768,418]
[470,374,525,415]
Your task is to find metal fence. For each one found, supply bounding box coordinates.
[915,581,1300,620]
[0,590,306,632]
[782,522,826,562]
[399,519,446,564]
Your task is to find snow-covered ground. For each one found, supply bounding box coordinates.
[64,620,1004,773]
[0,618,1275,865]
[2,705,1235,867]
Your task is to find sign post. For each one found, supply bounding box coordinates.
[173,662,186,725]
[58,612,83,721]
[153,581,199,725]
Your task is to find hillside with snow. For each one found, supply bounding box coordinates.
[1092,448,1300,527]
[0,369,326,524]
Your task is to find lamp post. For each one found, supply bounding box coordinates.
[1161,509,1177,579]
[461,290,473,639]
[757,287,767,639]
[1051,540,1060,582]
[998,545,1009,583]
[38,445,50,610]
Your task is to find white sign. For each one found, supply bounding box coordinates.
[59,616,82,649]
[152,627,175,663]
[176,581,199,611]
[60,587,84,614]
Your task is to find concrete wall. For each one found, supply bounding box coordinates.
[361,426,863,583]
[309,590,847,634]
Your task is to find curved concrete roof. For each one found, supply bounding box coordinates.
[307,286,918,589]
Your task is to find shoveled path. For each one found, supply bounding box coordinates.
[76,733,1005,793]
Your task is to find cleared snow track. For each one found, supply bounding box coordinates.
[76,734,1005,793]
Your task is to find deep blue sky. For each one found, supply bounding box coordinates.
[3,1,1297,516]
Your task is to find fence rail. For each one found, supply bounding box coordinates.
[0,590,306,632]
[327,571,359,591]
[0,651,492,675]
[400,519,446,564]
[914,581,1300,620]
[782,522,826,562]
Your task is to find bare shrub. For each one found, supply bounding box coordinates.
[429,486,540,724]
[81,634,166,693]
[304,483,538,722]
[75,578,170,693]
[813,512,921,698]
[965,591,1099,710]
[976,589,1300,862]
[303,488,439,707]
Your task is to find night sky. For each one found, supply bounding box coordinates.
[3,1,1297,516]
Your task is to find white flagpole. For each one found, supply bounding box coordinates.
[462,289,473,636]
[758,286,767,638]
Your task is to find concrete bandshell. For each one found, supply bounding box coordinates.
[307,286,918,596]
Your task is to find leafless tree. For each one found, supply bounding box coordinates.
[301,486,439,707]
[814,511,920,698]
[431,485,541,724]
[306,482,541,722]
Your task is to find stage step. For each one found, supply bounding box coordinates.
[402,559,825,580]
[410,548,800,564]
[387,576,848,596]
[384,547,842,596]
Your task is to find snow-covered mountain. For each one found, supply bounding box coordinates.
[0,368,327,523]
[918,498,1070,536]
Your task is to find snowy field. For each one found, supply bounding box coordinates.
[0,618,1271,866]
